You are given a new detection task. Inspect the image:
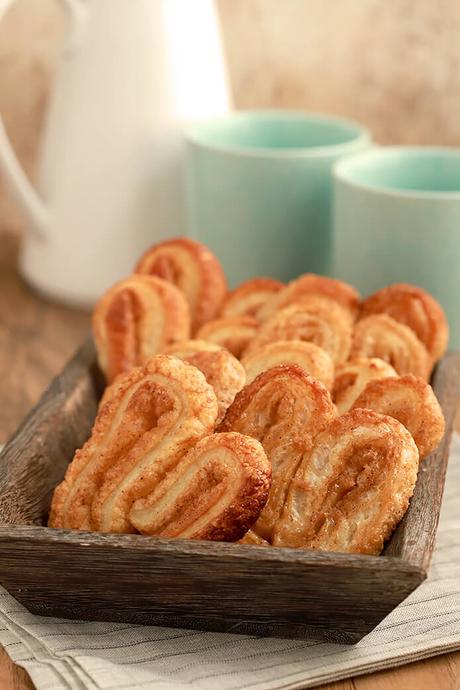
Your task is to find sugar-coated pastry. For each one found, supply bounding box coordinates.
[49,355,218,532]
[196,316,259,359]
[258,274,360,321]
[273,409,419,554]
[219,365,336,541]
[221,278,284,321]
[128,432,271,540]
[93,275,190,383]
[360,283,449,361]
[245,297,352,364]
[352,375,445,459]
[135,237,227,333]
[163,340,246,424]
[333,357,397,414]
[350,314,432,379]
[241,340,334,390]
[238,530,270,546]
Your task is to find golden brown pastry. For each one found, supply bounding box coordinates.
[93,275,190,383]
[245,297,352,364]
[241,339,334,390]
[49,355,218,532]
[219,365,336,541]
[221,278,284,321]
[196,316,259,358]
[352,375,445,459]
[273,409,419,554]
[333,357,397,414]
[238,530,270,546]
[258,273,360,321]
[350,314,432,380]
[163,340,246,424]
[360,283,449,361]
[128,432,271,540]
[135,236,227,333]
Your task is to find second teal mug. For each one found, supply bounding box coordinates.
[333,147,460,347]
[186,111,370,286]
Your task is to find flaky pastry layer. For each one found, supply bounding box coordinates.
[219,365,336,541]
[135,236,227,333]
[273,408,419,554]
[93,275,190,383]
[352,374,445,459]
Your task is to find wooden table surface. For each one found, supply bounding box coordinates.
[0,231,459,690]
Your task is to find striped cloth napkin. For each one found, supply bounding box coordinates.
[0,434,459,690]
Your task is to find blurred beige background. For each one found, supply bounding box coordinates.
[1,0,460,232]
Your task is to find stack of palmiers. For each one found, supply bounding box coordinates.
[49,237,447,555]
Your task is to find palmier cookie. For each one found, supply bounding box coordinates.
[245,297,352,364]
[360,283,449,361]
[333,357,397,414]
[93,275,190,383]
[196,316,259,359]
[352,375,445,459]
[128,432,271,540]
[219,365,336,541]
[135,236,227,333]
[241,340,334,390]
[49,355,218,532]
[164,340,246,424]
[221,278,284,321]
[258,274,360,322]
[273,409,419,554]
[351,314,432,379]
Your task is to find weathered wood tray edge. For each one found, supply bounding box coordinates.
[0,338,457,643]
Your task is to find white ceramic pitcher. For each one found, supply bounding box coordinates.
[0,0,231,306]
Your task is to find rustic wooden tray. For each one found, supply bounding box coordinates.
[0,338,458,644]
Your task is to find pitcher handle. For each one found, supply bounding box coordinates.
[0,0,86,239]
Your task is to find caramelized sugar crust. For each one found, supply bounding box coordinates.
[93,275,190,382]
[221,277,284,321]
[352,375,445,459]
[196,316,259,359]
[245,297,352,364]
[360,283,449,361]
[258,274,360,321]
[273,408,419,554]
[242,339,334,390]
[135,237,227,333]
[129,432,271,541]
[49,355,218,532]
[333,357,397,414]
[164,340,246,424]
[219,365,336,541]
[351,314,432,379]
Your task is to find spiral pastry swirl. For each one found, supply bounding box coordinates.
[360,283,449,361]
[258,274,360,322]
[245,297,352,364]
[196,316,259,359]
[93,275,190,383]
[333,357,397,414]
[242,340,334,390]
[351,314,432,379]
[221,278,284,321]
[352,375,445,459]
[219,365,336,541]
[49,355,218,532]
[273,409,419,554]
[135,237,227,333]
[128,432,271,540]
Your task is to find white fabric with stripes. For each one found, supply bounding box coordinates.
[1,434,459,690]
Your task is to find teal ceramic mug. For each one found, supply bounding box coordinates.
[333,146,460,347]
[186,111,370,286]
